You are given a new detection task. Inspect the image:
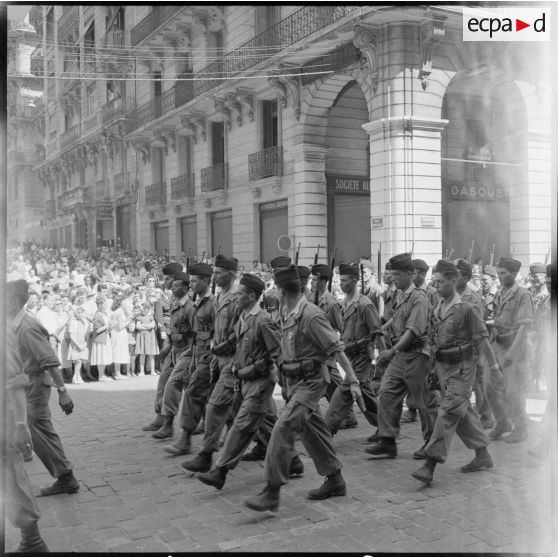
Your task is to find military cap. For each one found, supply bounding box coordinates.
[270,256,291,269]
[172,272,191,285]
[240,274,265,296]
[385,262,392,271]
[296,266,311,280]
[497,257,521,273]
[338,262,359,276]
[483,265,498,278]
[389,253,413,271]
[454,258,472,275]
[7,279,29,298]
[189,262,213,277]
[434,259,458,275]
[162,262,183,276]
[214,254,238,271]
[412,259,429,272]
[274,264,300,285]
[311,264,333,280]
[530,262,546,274]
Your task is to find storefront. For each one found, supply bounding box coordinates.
[116,204,136,251]
[211,209,233,257]
[259,199,288,264]
[180,215,198,258]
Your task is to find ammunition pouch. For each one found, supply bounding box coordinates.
[436,343,473,364]
[344,339,368,358]
[211,338,235,357]
[236,359,269,381]
[281,359,320,380]
[495,330,516,348]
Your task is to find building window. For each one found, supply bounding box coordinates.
[178,135,192,176]
[262,99,278,149]
[86,83,96,116]
[255,6,280,34]
[211,122,225,165]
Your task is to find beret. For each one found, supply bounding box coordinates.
[434,259,458,274]
[189,263,213,277]
[240,274,265,296]
[412,259,429,272]
[173,272,191,284]
[296,266,311,280]
[483,265,498,278]
[454,258,472,275]
[385,262,392,271]
[389,253,413,271]
[530,262,546,274]
[497,257,521,273]
[338,262,359,276]
[215,254,238,271]
[6,279,29,297]
[270,256,292,269]
[274,264,300,285]
[311,264,333,280]
[162,263,183,276]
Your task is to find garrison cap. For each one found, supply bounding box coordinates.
[214,254,238,271]
[188,262,213,277]
[497,257,521,273]
[389,253,413,271]
[483,265,498,278]
[338,262,359,276]
[311,264,333,280]
[162,263,183,276]
[6,279,29,298]
[172,272,191,284]
[434,259,458,275]
[454,258,472,275]
[270,256,291,269]
[273,264,300,285]
[530,262,546,274]
[296,266,311,280]
[240,274,265,296]
[412,259,429,272]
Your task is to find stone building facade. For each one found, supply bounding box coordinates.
[30,5,551,273]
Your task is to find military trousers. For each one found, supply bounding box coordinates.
[377,352,437,441]
[425,359,488,463]
[216,375,277,470]
[179,350,212,432]
[264,372,341,487]
[161,349,192,418]
[154,350,173,414]
[473,356,492,419]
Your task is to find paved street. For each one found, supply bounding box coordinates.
[5,375,557,554]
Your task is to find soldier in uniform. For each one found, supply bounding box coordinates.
[142,262,185,434]
[487,257,534,444]
[297,265,313,301]
[481,265,499,320]
[182,255,241,473]
[528,262,550,390]
[260,256,291,325]
[6,280,79,496]
[3,328,48,552]
[366,253,438,459]
[382,262,398,325]
[243,265,364,512]
[325,262,386,436]
[412,260,501,485]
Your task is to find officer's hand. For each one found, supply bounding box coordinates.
[376,349,393,367]
[58,391,74,415]
[350,383,365,413]
[13,422,33,454]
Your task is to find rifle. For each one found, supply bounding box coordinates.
[211,247,219,295]
[377,243,382,285]
[295,242,301,265]
[360,263,365,296]
[489,244,495,266]
[186,247,191,273]
[448,248,454,261]
[217,244,222,256]
[313,272,320,305]
[410,243,414,258]
[328,246,337,292]
[314,244,320,266]
[544,247,550,265]
[468,239,475,263]
[200,251,207,263]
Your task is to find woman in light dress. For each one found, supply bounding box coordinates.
[135,303,158,376]
[90,295,113,381]
[110,294,132,379]
[67,305,90,384]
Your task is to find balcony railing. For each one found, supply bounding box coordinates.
[102,96,132,124]
[60,124,81,149]
[145,182,166,206]
[130,5,177,46]
[62,186,89,208]
[249,146,283,181]
[103,28,126,48]
[171,173,195,200]
[201,163,228,192]
[45,199,55,219]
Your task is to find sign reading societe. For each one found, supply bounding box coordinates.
[327,175,370,195]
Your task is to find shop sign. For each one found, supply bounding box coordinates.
[449,183,508,201]
[96,201,114,220]
[211,209,232,220]
[372,217,383,229]
[261,199,288,211]
[327,175,370,195]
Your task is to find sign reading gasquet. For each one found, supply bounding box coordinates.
[449,183,508,201]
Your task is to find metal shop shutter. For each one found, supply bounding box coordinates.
[333,195,370,263]
[180,215,198,257]
[154,221,169,254]
[211,210,233,257]
[260,200,288,265]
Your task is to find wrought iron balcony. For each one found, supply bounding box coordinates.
[171,173,195,200]
[30,47,43,76]
[130,5,177,47]
[201,163,228,193]
[60,124,81,149]
[103,28,126,48]
[61,186,90,210]
[249,146,283,181]
[45,199,55,219]
[145,182,166,206]
[102,96,133,124]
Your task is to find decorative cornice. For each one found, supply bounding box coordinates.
[126,139,151,164]
[236,87,254,122]
[268,72,288,108]
[207,7,225,32]
[353,24,379,93]
[362,116,449,137]
[292,143,328,164]
[214,97,231,130]
[224,92,242,127]
[190,111,207,141]
[281,71,301,121]
[419,10,447,90]
[179,114,198,142]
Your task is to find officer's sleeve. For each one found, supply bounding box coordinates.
[516,290,535,329]
[20,322,61,370]
[305,312,345,357]
[259,317,281,361]
[405,291,429,339]
[6,330,30,391]
[363,302,383,338]
[467,305,489,342]
[327,301,343,333]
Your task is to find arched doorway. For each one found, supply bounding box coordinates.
[325,81,370,263]
[441,71,527,264]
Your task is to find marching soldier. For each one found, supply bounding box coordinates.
[260,256,291,324]
[366,253,438,459]
[487,257,534,444]
[181,255,241,473]
[382,262,398,325]
[481,265,499,321]
[297,265,313,301]
[412,260,500,485]
[528,262,550,390]
[243,265,364,512]
[325,262,386,436]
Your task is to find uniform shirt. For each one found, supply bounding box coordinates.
[483,286,499,322]
[458,284,484,317]
[235,304,281,369]
[340,292,383,348]
[317,290,343,333]
[418,281,439,310]
[279,295,344,363]
[390,283,429,347]
[382,285,398,323]
[431,292,488,349]
[213,287,240,344]
[192,291,215,352]
[493,282,534,332]
[169,294,195,351]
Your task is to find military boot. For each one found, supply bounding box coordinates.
[307,470,346,500]
[142,413,165,431]
[289,455,304,477]
[163,430,191,456]
[196,467,228,490]
[412,458,437,485]
[505,427,528,444]
[241,441,267,461]
[16,522,48,553]
[181,451,212,473]
[244,484,281,512]
[489,419,513,440]
[365,437,397,459]
[39,471,80,496]
[152,415,174,439]
[460,447,494,473]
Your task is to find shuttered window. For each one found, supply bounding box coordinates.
[211,210,232,256]
[180,215,197,256]
[260,200,288,264]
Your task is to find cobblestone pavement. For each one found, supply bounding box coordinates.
[5,375,557,554]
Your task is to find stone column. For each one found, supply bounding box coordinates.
[291,143,328,266]
[363,116,448,263]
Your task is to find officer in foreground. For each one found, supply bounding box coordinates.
[244,265,363,512]
[412,260,501,485]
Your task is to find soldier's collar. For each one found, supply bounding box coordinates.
[7,306,27,329]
